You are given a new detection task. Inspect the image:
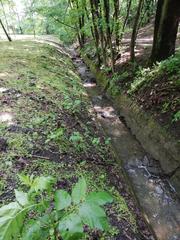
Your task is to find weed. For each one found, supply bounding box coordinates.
[7,133,33,157]
[172,111,180,122]
[0,175,113,240]
[62,95,82,113]
[105,137,111,145]
[128,67,155,93]
[47,127,69,152]
[69,131,86,152]
[161,102,170,113]
[92,137,100,146]
[128,51,180,94]
[160,52,180,74]
[108,73,121,96]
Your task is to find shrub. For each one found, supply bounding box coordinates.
[159,52,180,74]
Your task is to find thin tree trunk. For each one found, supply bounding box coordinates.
[75,0,85,48]
[113,0,120,47]
[130,0,144,62]
[89,0,101,65]
[103,0,115,72]
[120,0,132,41]
[84,4,95,39]
[53,17,77,29]
[97,0,107,66]
[0,18,12,41]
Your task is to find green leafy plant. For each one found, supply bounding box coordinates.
[92,137,100,146]
[108,73,121,96]
[105,137,111,145]
[46,127,70,152]
[62,95,82,114]
[160,52,180,74]
[47,127,66,142]
[172,110,180,122]
[0,175,113,240]
[128,67,153,94]
[161,102,170,113]
[69,131,86,152]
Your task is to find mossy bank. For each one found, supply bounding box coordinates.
[82,53,180,196]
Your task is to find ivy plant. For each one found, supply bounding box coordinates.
[0,175,113,240]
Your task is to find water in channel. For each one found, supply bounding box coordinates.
[73,55,180,240]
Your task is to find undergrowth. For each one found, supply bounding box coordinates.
[129,51,180,94]
[0,41,138,239]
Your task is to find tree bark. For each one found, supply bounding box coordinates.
[151,0,180,63]
[120,0,132,41]
[113,0,120,47]
[103,0,115,71]
[89,0,101,65]
[0,18,12,41]
[130,0,144,62]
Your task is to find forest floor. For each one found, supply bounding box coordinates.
[117,23,180,138]
[0,41,154,239]
[116,23,180,139]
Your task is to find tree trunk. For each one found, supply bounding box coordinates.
[120,0,132,41]
[76,0,85,48]
[113,0,120,47]
[130,0,144,62]
[0,18,12,41]
[151,0,180,63]
[103,0,115,72]
[89,0,101,65]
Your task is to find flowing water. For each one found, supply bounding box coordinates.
[72,55,180,240]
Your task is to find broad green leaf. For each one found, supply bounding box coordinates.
[22,223,45,240]
[72,177,87,204]
[18,174,34,187]
[0,204,35,240]
[79,202,109,231]
[0,202,21,217]
[58,213,84,240]
[86,192,113,206]
[0,206,28,240]
[32,176,55,192]
[22,218,49,240]
[55,190,71,210]
[15,190,29,206]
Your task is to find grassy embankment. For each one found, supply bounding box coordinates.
[0,41,147,239]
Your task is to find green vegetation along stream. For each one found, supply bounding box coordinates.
[72,50,180,240]
[0,41,154,239]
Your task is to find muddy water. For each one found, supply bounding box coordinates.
[73,56,180,240]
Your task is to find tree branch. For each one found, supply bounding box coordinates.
[52,17,76,30]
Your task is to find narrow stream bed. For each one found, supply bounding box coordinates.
[72,54,180,240]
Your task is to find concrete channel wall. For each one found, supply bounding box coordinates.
[82,54,180,196]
